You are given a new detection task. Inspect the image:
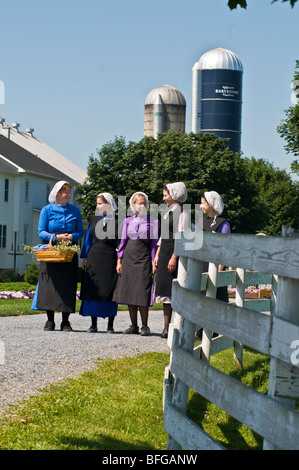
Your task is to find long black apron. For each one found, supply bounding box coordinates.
[36,253,78,313]
[112,239,153,307]
[80,215,118,302]
[202,215,229,302]
[155,206,182,299]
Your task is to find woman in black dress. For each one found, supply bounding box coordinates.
[153,182,188,338]
[79,193,118,332]
[200,191,231,301]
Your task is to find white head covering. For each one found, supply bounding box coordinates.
[97,192,118,212]
[204,191,224,215]
[166,182,187,203]
[48,181,70,203]
[129,191,149,213]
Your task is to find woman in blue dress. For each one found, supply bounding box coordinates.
[36,181,84,331]
[79,193,119,333]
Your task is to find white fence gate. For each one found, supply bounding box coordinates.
[163,228,299,450]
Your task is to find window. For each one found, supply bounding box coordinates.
[46,184,51,204]
[24,224,29,246]
[25,180,30,202]
[0,225,7,248]
[4,179,9,202]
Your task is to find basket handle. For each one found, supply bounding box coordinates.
[49,234,55,247]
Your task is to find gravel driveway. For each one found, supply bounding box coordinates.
[0,311,170,416]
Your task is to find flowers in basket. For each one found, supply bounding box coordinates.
[24,239,80,263]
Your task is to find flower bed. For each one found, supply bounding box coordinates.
[228,287,272,299]
[0,290,81,300]
[0,289,35,299]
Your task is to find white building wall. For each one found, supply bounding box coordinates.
[0,173,15,271]
[0,171,82,275]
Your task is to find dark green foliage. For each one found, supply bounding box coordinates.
[77,131,299,235]
[277,61,299,175]
[24,262,39,285]
[228,0,297,9]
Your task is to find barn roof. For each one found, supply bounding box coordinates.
[0,124,87,184]
[0,135,77,182]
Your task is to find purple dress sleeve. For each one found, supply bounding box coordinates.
[217,221,231,234]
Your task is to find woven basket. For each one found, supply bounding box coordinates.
[34,234,75,263]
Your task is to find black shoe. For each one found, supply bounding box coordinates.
[88,326,97,333]
[161,329,168,339]
[107,326,114,334]
[60,321,72,332]
[123,325,139,334]
[140,326,151,336]
[44,321,55,331]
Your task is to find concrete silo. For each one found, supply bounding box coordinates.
[144,85,186,138]
[191,48,243,152]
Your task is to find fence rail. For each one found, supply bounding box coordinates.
[163,228,299,450]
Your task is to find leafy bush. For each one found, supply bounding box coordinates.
[24,262,39,285]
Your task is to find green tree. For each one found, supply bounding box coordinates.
[78,131,299,235]
[228,0,297,9]
[277,61,299,175]
[78,131,260,234]
[243,157,299,234]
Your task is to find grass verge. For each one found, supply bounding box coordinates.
[0,282,163,316]
[0,348,270,450]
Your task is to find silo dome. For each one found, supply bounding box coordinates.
[144,85,186,138]
[145,85,186,106]
[193,47,243,72]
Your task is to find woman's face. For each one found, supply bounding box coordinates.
[163,189,176,206]
[96,197,109,215]
[56,185,72,206]
[200,196,213,216]
[134,196,147,216]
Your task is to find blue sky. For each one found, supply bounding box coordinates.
[0,0,298,179]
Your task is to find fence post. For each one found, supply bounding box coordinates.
[167,256,205,450]
[263,274,299,449]
[234,267,245,367]
[200,262,217,363]
[263,226,299,449]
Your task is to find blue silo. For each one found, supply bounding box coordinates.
[191,48,243,152]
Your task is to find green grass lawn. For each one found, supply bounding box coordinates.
[0,282,272,450]
[0,282,163,316]
[0,348,270,450]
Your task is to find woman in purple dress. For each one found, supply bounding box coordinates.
[112,192,159,336]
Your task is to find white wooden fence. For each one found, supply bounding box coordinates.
[163,228,299,450]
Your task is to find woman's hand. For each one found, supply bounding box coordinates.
[82,258,87,270]
[152,247,160,275]
[56,233,73,242]
[116,258,122,275]
[167,254,178,273]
